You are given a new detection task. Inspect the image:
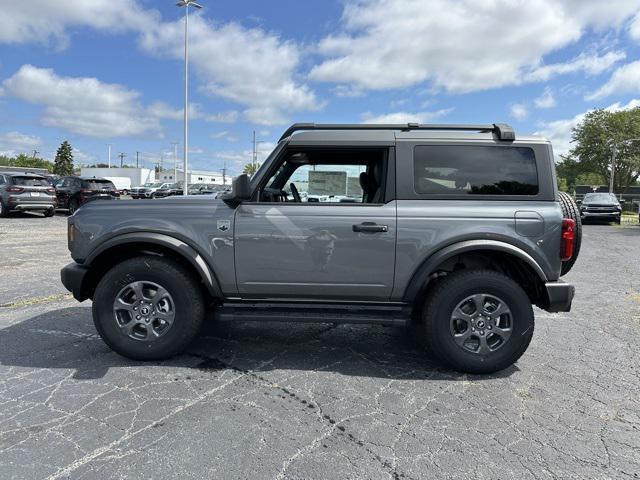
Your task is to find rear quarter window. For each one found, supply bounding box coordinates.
[414,145,538,195]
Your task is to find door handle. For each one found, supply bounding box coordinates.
[352,222,388,233]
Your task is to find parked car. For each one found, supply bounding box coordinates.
[130,182,165,199]
[579,192,622,224]
[54,176,118,214]
[61,122,580,374]
[0,172,57,217]
[153,183,183,198]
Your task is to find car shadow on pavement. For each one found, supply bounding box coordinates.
[0,306,519,382]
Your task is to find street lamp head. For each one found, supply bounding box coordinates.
[176,0,203,8]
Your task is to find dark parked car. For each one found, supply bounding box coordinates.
[579,192,622,224]
[55,176,119,214]
[0,172,57,217]
[153,183,183,198]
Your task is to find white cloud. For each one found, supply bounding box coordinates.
[535,98,640,156]
[3,65,161,138]
[0,0,156,49]
[139,17,321,125]
[148,101,238,123]
[510,103,528,121]
[310,0,637,93]
[211,131,239,143]
[0,3,319,126]
[361,108,453,124]
[0,131,42,157]
[587,60,640,100]
[528,51,625,82]
[535,87,556,109]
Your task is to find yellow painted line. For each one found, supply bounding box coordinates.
[0,293,72,308]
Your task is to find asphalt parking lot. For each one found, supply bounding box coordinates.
[1,213,639,479]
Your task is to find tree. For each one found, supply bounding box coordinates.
[0,154,54,172]
[53,141,74,176]
[243,162,258,176]
[567,108,640,193]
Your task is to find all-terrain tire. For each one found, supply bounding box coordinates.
[92,255,205,360]
[558,191,582,276]
[422,269,534,374]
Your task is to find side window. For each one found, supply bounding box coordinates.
[258,148,388,204]
[413,145,538,195]
[285,164,366,203]
[0,175,5,185]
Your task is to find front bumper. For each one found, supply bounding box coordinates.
[543,281,574,312]
[60,262,91,301]
[581,211,620,219]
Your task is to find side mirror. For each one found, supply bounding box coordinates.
[223,174,251,206]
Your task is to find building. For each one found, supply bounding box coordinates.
[80,167,155,187]
[158,169,229,185]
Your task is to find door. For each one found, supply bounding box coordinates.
[234,151,397,301]
[55,177,72,208]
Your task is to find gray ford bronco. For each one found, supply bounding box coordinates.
[61,123,580,374]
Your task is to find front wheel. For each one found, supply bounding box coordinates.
[68,198,79,215]
[92,256,205,360]
[0,199,9,218]
[421,269,534,374]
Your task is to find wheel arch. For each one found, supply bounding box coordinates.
[403,240,549,309]
[83,233,223,301]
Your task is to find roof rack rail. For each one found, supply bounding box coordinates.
[279,122,515,141]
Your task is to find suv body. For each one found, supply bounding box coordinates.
[61,123,578,373]
[55,176,118,214]
[131,182,172,199]
[0,172,57,217]
[154,183,183,198]
[579,192,622,224]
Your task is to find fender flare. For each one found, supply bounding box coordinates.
[85,232,223,298]
[402,239,548,303]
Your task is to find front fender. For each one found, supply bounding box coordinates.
[85,232,223,298]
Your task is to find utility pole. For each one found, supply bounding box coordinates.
[252,130,264,173]
[32,150,39,159]
[222,161,227,185]
[118,152,127,168]
[106,144,112,168]
[609,146,616,193]
[136,151,139,169]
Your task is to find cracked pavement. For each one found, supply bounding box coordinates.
[1,213,639,479]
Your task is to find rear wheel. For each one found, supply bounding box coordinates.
[92,256,205,360]
[43,208,55,217]
[421,269,534,374]
[0,199,9,218]
[558,191,582,275]
[68,198,79,215]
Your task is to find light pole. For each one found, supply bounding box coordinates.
[171,141,179,182]
[609,138,640,193]
[106,144,112,168]
[252,130,265,174]
[177,0,202,195]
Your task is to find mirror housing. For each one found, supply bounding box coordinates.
[223,174,251,207]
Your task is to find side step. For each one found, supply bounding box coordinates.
[214,302,412,326]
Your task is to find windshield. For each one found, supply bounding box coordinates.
[143,183,162,188]
[583,193,617,202]
[12,176,48,186]
[250,141,286,189]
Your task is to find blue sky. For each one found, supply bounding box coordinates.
[1,0,640,175]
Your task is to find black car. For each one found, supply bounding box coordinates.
[55,176,119,214]
[579,192,622,224]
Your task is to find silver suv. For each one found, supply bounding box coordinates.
[61,123,581,374]
[0,172,57,217]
